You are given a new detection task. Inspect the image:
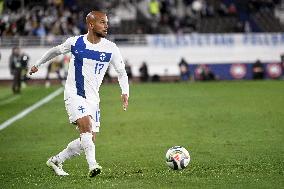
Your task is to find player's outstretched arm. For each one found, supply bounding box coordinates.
[29,46,63,75]
[29,37,72,75]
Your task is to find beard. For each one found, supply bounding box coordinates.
[95,31,106,38]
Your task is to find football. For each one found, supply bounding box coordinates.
[165,146,190,170]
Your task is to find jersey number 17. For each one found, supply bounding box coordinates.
[95,63,104,74]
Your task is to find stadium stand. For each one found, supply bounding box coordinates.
[0,0,283,38]
[0,0,283,82]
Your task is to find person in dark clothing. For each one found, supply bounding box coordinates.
[139,62,149,82]
[281,54,284,79]
[178,57,190,81]
[252,59,265,79]
[21,53,30,86]
[125,60,133,83]
[45,56,64,87]
[9,47,25,94]
[195,64,216,81]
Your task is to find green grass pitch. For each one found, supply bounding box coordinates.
[0,81,283,188]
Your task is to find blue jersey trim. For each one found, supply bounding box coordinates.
[71,36,112,98]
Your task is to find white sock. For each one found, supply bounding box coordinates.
[55,138,83,164]
[80,132,96,170]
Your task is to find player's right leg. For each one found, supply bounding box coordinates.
[46,138,83,176]
[46,156,69,176]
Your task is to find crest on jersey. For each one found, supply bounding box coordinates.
[100,53,106,61]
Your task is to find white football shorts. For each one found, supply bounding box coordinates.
[64,94,100,132]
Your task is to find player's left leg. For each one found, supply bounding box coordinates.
[82,105,102,177]
[77,116,102,177]
[87,131,102,177]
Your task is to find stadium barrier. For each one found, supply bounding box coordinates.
[0,33,283,80]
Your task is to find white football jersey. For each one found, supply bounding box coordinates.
[57,35,128,102]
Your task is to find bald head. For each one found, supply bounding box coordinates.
[86,11,106,25]
[86,10,108,38]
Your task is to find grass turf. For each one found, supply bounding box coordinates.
[0,81,283,188]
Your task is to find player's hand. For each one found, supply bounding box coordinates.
[29,66,38,75]
[121,94,128,111]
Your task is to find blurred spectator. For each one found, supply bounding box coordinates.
[192,0,204,13]
[195,64,215,81]
[45,56,64,87]
[281,54,284,79]
[0,0,282,36]
[148,0,160,20]
[21,53,30,88]
[148,0,160,33]
[234,21,244,32]
[227,3,237,15]
[178,57,191,81]
[9,47,28,94]
[0,0,3,14]
[139,61,149,82]
[152,74,160,82]
[33,23,46,37]
[125,60,133,83]
[62,54,70,79]
[0,1,81,37]
[244,21,251,33]
[252,59,265,79]
[115,1,136,21]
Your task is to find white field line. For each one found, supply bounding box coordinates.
[0,87,63,131]
[0,95,20,106]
